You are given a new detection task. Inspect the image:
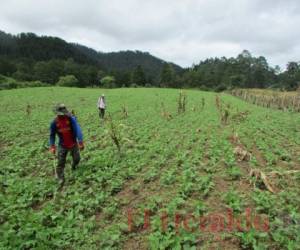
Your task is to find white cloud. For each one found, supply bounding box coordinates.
[0,0,299,67]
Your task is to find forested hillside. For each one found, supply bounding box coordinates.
[0,31,182,88]
[74,44,181,81]
[1,30,300,90]
[182,50,300,91]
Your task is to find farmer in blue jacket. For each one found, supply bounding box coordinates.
[49,104,84,186]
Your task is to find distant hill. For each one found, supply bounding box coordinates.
[74,44,182,81]
[0,31,182,83]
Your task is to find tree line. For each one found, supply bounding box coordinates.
[181,50,300,91]
[0,31,300,90]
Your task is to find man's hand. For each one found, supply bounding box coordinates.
[78,142,84,150]
[49,145,56,154]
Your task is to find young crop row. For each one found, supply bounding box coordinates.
[0,87,299,249]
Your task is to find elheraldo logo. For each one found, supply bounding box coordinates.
[127,207,269,233]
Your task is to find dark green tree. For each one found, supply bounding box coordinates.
[160,63,176,87]
[131,65,146,86]
[0,58,16,76]
[57,75,79,87]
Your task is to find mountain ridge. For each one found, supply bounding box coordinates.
[0,30,183,83]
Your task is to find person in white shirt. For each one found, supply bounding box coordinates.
[97,94,106,119]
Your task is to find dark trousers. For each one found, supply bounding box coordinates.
[56,145,80,181]
[99,108,105,119]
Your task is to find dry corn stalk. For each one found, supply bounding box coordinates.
[231,132,240,144]
[201,97,205,110]
[26,104,32,116]
[231,89,300,112]
[221,108,230,125]
[249,169,275,193]
[234,146,251,161]
[108,114,121,152]
[268,170,300,177]
[160,102,172,120]
[215,95,221,111]
[121,104,128,118]
[178,91,187,114]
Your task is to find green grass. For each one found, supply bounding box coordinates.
[0,87,300,249]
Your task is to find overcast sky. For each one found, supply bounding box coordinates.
[1,0,299,68]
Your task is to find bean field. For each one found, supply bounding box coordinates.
[1,87,300,249]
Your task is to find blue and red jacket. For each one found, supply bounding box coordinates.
[49,115,83,149]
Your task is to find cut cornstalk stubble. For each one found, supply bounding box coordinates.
[108,114,121,152]
[234,146,252,162]
[249,169,275,193]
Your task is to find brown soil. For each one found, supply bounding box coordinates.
[251,145,267,167]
